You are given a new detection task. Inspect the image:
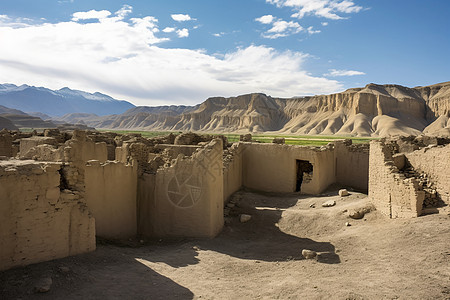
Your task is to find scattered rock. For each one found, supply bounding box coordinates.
[339,189,349,197]
[345,222,351,226]
[34,277,52,293]
[322,200,336,207]
[240,214,252,223]
[226,203,235,208]
[348,205,374,219]
[309,203,316,208]
[348,209,365,219]
[302,249,317,259]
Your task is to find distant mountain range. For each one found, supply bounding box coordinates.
[54,81,450,137]
[1,82,449,137]
[0,84,135,116]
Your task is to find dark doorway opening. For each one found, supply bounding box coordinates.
[296,160,313,192]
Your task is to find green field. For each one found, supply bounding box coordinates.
[99,129,376,146]
[98,130,176,138]
[218,133,375,145]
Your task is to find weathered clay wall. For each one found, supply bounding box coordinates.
[155,144,201,157]
[405,144,450,206]
[19,137,58,159]
[0,132,13,157]
[65,131,108,164]
[85,161,138,239]
[223,143,243,203]
[242,143,335,194]
[139,139,224,238]
[0,162,95,271]
[334,141,369,192]
[368,141,424,218]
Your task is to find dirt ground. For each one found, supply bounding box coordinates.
[1,190,449,300]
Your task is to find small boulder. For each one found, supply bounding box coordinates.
[322,200,336,207]
[239,214,252,223]
[34,277,52,293]
[348,209,365,219]
[302,249,317,259]
[345,222,351,226]
[339,189,349,197]
[348,205,374,219]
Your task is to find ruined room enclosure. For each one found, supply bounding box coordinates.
[1,129,449,273]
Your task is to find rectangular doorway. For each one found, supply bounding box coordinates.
[296,160,313,192]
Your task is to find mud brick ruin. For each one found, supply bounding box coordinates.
[0,129,449,271]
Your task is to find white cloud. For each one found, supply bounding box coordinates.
[0,9,343,106]
[307,26,320,34]
[267,0,363,20]
[115,5,133,20]
[325,69,365,77]
[163,27,175,33]
[321,22,328,26]
[0,15,37,28]
[171,14,195,22]
[263,20,303,39]
[213,32,224,37]
[255,15,275,24]
[72,9,111,21]
[176,28,189,38]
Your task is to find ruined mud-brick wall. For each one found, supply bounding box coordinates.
[0,130,13,157]
[85,161,138,239]
[368,140,424,218]
[138,139,224,238]
[223,143,243,203]
[405,143,450,206]
[0,162,95,271]
[334,140,369,192]
[242,143,335,194]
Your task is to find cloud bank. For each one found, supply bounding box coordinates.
[267,0,363,20]
[325,69,366,77]
[0,6,343,106]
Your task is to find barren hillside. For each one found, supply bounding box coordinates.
[58,82,450,137]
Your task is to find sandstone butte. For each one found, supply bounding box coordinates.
[54,81,450,137]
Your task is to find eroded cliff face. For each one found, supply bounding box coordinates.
[62,82,450,137]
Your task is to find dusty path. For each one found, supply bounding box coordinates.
[1,190,449,299]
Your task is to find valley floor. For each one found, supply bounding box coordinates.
[1,190,449,299]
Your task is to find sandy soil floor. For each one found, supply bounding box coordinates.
[1,190,449,300]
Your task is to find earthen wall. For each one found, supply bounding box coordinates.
[138,139,224,238]
[242,143,335,194]
[0,162,95,271]
[405,144,450,205]
[368,141,424,218]
[85,161,138,239]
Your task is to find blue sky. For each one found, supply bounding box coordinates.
[0,0,449,106]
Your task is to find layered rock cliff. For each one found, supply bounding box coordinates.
[57,82,450,137]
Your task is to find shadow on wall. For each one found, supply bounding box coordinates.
[0,246,194,300]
